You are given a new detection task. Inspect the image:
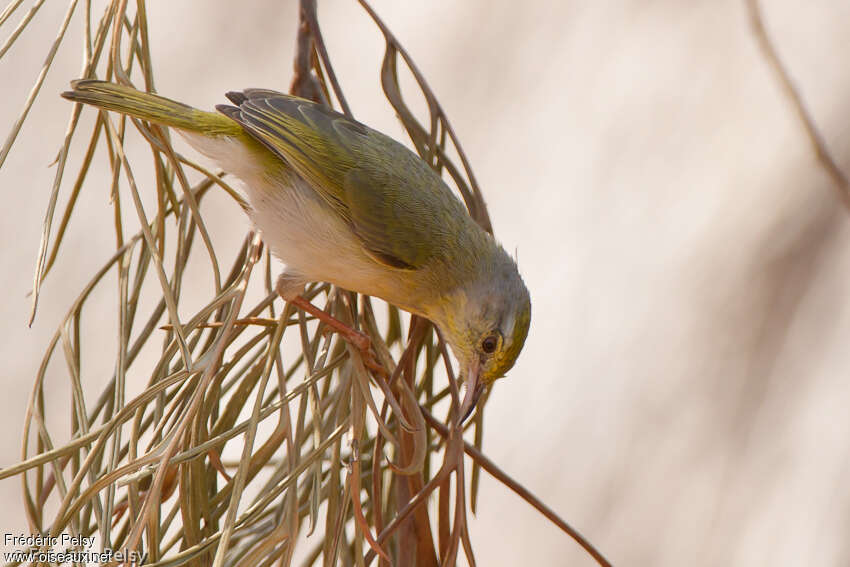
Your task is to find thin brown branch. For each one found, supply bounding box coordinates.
[299,0,352,117]
[421,408,614,567]
[746,0,850,206]
[159,317,296,331]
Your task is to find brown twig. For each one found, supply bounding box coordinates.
[746,0,850,206]
[421,408,614,567]
[159,317,289,330]
[299,0,352,117]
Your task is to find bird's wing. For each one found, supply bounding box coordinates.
[216,90,355,220]
[218,90,465,270]
[342,166,438,270]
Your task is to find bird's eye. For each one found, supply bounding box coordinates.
[481,333,500,355]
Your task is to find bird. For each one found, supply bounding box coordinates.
[62,80,531,421]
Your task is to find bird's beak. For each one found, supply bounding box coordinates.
[458,360,484,425]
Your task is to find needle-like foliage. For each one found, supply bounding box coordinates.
[0,1,609,565]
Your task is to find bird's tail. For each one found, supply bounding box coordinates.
[62,80,241,137]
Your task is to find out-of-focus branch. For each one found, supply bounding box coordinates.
[746,0,850,207]
[421,408,614,567]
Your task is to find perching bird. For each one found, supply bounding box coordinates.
[62,80,530,420]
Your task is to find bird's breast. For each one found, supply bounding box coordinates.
[179,130,441,314]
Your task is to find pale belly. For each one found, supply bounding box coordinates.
[180,131,409,303]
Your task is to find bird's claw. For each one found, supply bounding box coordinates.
[345,330,388,379]
[289,295,387,378]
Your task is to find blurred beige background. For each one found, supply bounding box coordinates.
[3,0,850,565]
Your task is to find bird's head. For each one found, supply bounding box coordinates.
[426,246,531,422]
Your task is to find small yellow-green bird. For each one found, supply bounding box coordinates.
[62,80,530,419]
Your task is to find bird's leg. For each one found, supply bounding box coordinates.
[276,273,386,377]
[289,295,386,377]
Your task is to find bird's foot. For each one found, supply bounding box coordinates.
[341,329,388,378]
[289,295,387,379]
